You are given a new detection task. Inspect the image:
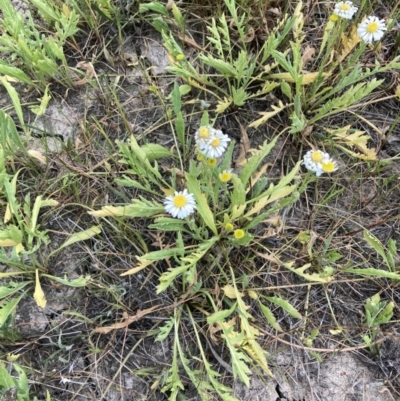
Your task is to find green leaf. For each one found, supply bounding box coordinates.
[199,55,236,76]
[30,85,51,115]
[42,274,91,287]
[200,111,209,127]
[265,296,302,319]
[0,361,16,390]
[88,199,164,218]
[171,81,182,114]
[13,363,29,397]
[258,301,283,332]
[141,144,174,161]
[363,230,390,267]
[344,268,400,280]
[0,77,27,133]
[156,317,174,341]
[179,84,191,96]
[207,302,236,324]
[51,226,101,255]
[0,281,30,299]
[175,111,185,147]
[0,61,34,86]
[157,237,218,293]
[149,217,189,232]
[230,175,246,207]
[374,301,394,326]
[186,173,217,235]
[0,292,26,327]
[139,2,168,16]
[280,80,293,100]
[232,87,248,106]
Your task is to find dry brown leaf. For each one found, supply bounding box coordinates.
[27,150,46,164]
[301,46,315,66]
[75,136,83,151]
[93,305,161,334]
[268,7,281,16]
[73,61,96,86]
[234,119,251,167]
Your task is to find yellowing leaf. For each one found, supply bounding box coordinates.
[120,257,154,276]
[222,284,238,299]
[327,125,378,161]
[33,269,46,308]
[216,97,232,113]
[283,262,334,283]
[0,238,18,246]
[268,72,330,85]
[247,290,258,300]
[339,25,361,62]
[6,354,20,362]
[395,84,400,99]
[15,243,24,255]
[249,101,286,129]
[244,184,296,218]
[30,85,51,116]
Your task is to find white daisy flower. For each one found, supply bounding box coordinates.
[333,1,358,19]
[320,158,338,175]
[199,129,231,158]
[163,189,196,219]
[303,149,330,174]
[357,16,386,44]
[195,126,216,147]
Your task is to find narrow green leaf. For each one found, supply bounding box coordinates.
[363,230,390,267]
[0,62,34,85]
[258,301,283,332]
[0,292,26,327]
[42,274,91,287]
[186,173,217,235]
[0,281,30,299]
[207,302,236,324]
[139,2,169,16]
[344,268,400,280]
[266,296,302,319]
[141,144,174,161]
[0,77,26,133]
[52,226,101,254]
[156,317,174,341]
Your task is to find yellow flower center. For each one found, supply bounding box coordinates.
[197,152,204,161]
[207,158,217,166]
[225,223,234,231]
[310,151,323,163]
[199,127,210,139]
[340,4,350,10]
[366,21,379,33]
[219,172,232,182]
[173,195,187,208]
[211,137,221,147]
[321,161,335,172]
[234,229,245,239]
